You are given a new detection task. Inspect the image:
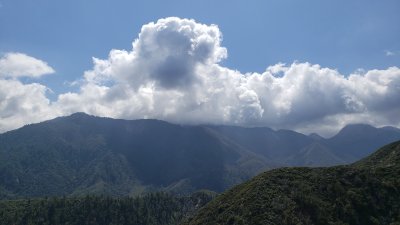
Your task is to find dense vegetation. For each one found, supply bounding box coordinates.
[1,113,399,198]
[0,113,399,224]
[0,191,214,225]
[0,113,269,198]
[186,141,400,225]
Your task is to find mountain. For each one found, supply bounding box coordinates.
[284,142,346,167]
[185,141,400,225]
[205,123,400,165]
[1,140,399,225]
[308,133,324,141]
[206,126,313,162]
[0,113,399,198]
[354,140,400,169]
[326,124,400,162]
[0,113,271,198]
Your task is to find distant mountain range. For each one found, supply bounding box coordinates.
[186,141,400,225]
[0,112,399,198]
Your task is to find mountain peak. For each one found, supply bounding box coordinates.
[69,112,92,118]
[380,126,400,132]
[333,123,377,139]
[308,133,324,141]
[341,123,375,131]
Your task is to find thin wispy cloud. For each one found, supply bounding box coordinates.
[385,50,396,56]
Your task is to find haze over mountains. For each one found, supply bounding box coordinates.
[0,113,399,198]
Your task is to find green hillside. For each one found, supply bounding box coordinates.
[0,191,214,225]
[1,129,399,224]
[1,113,399,199]
[186,141,400,225]
[0,113,270,198]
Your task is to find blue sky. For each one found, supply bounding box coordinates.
[0,0,399,135]
[1,0,399,94]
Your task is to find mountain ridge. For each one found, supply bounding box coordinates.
[0,112,399,198]
[186,141,400,225]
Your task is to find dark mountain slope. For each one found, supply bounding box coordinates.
[354,140,400,169]
[1,113,399,198]
[327,124,400,162]
[285,142,346,167]
[205,126,313,161]
[186,141,400,225]
[0,113,270,198]
[206,124,400,166]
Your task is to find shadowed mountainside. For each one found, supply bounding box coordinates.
[0,113,399,198]
[0,113,269,198]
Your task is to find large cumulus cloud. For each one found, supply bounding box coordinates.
[84,17,227,89]
[1,17,400,136]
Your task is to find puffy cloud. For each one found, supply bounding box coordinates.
[84,17,226,89]
[54,17,400,136]
[0,53,57,132]
[1,18,400,136]
[59,18,262,126]
[0,52,55,78]
[247,64,400,135]
[0,79,58,133]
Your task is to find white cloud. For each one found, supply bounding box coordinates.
[384,50,400,57]
[1,18,400,136]
[0,79,59,133]
[53,17,400,136]
[385,50,394,56]
[385,50,395,56]
[0,53,58,132]
[253,64,400,135]
[0,52,55,78]
[84,17,227,89]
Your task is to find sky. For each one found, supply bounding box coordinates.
[0,0,399,136]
